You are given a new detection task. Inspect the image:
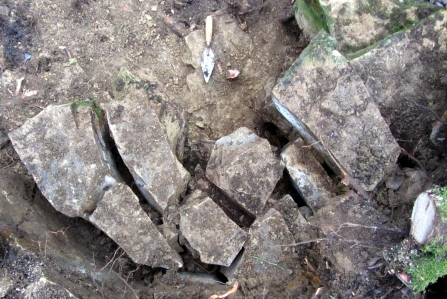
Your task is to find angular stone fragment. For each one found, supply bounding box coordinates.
[274,194,313,243]
[104,91,190,214]
[272,31,400,192]
[206,127,284,216]
[293,0,438,53]
[179,197,247,267]
[235,209,300,297]
[281,139,336,211]
[24,277,77,299]
[8,104,117,218]
[351,11,447,150]
[89,183,182,268]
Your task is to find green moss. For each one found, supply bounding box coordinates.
[293,0,329,33]
[404,186,447,292]
[407,253,447,292]
[73,99,103,119]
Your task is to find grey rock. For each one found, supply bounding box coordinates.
[235,209,300,296]
[293,0,439,53]
[8,104,118,218]
[272,31,400,192]
[281,139,336,211]
[104,90,190,214]
[0,5,10,17]
[89,183,183,268]
[206,127,284,216]
[179,197,247,266]
[0,269,14,298]
[24,277,77,299]
[0,131,8,149]
[351,10,447,152]
[274,194,314,243]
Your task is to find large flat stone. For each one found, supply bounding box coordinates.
[272,31,400,192]
[206,127,284,216]
[89,183,182,269]
[179,197,247,267]
[104,90,190,214]
[8,104,117,218]
[281,139,336,211]
[351,10,447,150]
[293,0,438,53]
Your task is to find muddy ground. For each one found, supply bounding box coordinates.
[1,0,447,298]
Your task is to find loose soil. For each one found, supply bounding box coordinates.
[1,0,446,298]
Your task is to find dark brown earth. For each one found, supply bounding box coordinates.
[1,0,447,298]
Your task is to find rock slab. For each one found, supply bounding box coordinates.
[272,31,400,192]
[281,139,336,211]
[179,197,247,267]
[206,127,284,216]
[90,183,183,268]
[104,91,190,214]
[8,104,116,218]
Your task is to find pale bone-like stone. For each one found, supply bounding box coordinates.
[104,90,190,214]
[89,183,183,269]
[179,197,247,267]
[206,127,284,216]
[272,31,400,192]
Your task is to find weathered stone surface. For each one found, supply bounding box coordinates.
[274,194,314,243]
[104,90,190,214]
[351,11,447,149]
[24,277,77,299]
[0,269,14,298]
[8,104,117,218]
[272,31,400,192]
[89,183,182,268]
[179,197,247,267]
[236,209,300,296]
[281,139,336,211]
[293,0,438,53]
[206,127,284,216]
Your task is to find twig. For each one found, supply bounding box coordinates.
[209,281,239,299]
[311,287,324,299]
[275,237,390,247]
[406,98,446,124]
[250,256,284,270]
[302,141,320,148]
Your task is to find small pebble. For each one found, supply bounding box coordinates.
[227,62,231,67]
[287,269,293,275]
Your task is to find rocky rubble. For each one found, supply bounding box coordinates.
[206,127,284,217]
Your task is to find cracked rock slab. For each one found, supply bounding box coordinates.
[235,209,300,297]
[104,90,190,214]
[281,139,336,211]
[272,31,400,192]
[206,127,284,217]
[8,104,117,218]
[89,183,183,269]
[179,197,247,267]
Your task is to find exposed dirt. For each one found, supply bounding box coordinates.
[1,0,447,298]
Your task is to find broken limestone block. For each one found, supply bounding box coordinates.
[274,194,314,243]
[293,0,438,53]
[179,197,247,267]
[281,139,336,211]
[89,183,183,269]
[206,127,284,216]
[24,277,77,299]
[351,10,447,150]
[9,104,118,218]
[272,31,400,192]
[236,209,299,297]
[104,91,190,214]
